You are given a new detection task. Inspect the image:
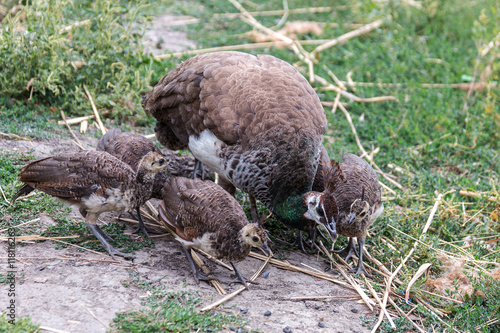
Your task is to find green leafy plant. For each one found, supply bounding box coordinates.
[0,0,156,120]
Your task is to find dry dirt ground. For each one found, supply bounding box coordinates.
[1,14,374,333]
[0,136,374,332]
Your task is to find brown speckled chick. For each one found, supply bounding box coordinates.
[158,177,270,289]
[143,51,339,243]
[14,150,168,259]
[97,128,169,236]
[331,154,383,276]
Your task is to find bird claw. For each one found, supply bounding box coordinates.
[228,275,259,287]
[131,224,150,239]
[195,271,216,283]
[108,247,134,260]
[348,262,372,278]
[333,239,358,261]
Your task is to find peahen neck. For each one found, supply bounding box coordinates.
[271,193,310,229]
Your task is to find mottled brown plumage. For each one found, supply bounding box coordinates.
[15,150,167,258]
[330,154,383,276]
[158,177,269,287]
[97,128,235,197]
[143,51,338,242]
[312,145,331,192]
[96,128,170,237]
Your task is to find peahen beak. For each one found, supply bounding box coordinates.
[324,216,338,243]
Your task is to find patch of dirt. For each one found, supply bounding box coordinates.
[142,14,197,55]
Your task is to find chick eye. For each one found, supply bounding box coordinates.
[252,236,259,242]
[158,158,165,165]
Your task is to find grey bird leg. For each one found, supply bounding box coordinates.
[131,207,150,239]
[93,225,114,242]
[334,237,358,261]
[182,246,215,283]
[192,159,205,180]
[228,262,259,290]
[348,238,372,277]
[86,223,133,259]
[128,210,157,235]
[274,232,310,253]
[295,232,308,253]
[249,195,261,224]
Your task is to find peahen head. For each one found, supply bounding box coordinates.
[303,160,346,242]
[303,191,338,242]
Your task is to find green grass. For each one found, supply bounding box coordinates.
[1,0,499,331]
[0,313,39,333]
[110,271,247,333]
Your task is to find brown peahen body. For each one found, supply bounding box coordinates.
[143,51,339,242]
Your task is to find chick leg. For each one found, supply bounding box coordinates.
[86,222,133,259]
[182,247,215,283]
[192,159,205,180]
[348,238,372,277]
[249,195,261,224]
[80,209,114,243]
[333,237,358,261]
[130,207,150,239]
[228,262,260,290]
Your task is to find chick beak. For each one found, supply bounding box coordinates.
[260,243,272,256]
[348,213,356,225]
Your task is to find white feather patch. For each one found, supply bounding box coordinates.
[177,232,215,256]
[188,129,225,175]
[82,187,130,213]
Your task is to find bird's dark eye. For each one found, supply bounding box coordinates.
[158,159,165,165]
[252,236,259,242]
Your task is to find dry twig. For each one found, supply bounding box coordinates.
[290,295,358,301]
[365,277,396,329]
[57,115,95,126]
[227,0,316,81]
[316,74,397,103]
[316,242,375,311]
[191,250,227,295]
[311,19,385,57]
[60,111,85,150]
[0,132,28,140]
[387,297,427,333]
[336,102,402,191]
[200,254,271,311]
[458,190,497,203]
[372,192,446,332]
[154,39,333,60]
[83,85,107,135]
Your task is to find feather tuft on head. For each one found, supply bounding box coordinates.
[323,160,345,194]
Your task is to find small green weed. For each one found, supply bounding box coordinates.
[0,313,39,333]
